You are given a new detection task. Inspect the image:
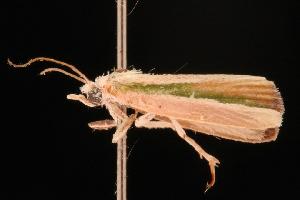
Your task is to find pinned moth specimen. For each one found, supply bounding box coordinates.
[9,57,284,191]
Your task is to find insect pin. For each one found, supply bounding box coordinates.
[8,57,284,191]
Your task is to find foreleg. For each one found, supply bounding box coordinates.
[88,120,116,130]
[67,94,118,131]
[90,99,128,123]
[87,102,127,132]
[105,102,127,123]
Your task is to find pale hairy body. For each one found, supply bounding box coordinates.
[9,57,284,191]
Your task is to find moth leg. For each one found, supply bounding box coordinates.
[112,113,137,143]
[88,102,129,133]
[170,118,220,192]
[88,120,116,130]
[104,102,137,142]
[105,102,128,123]
[135,113,175,130]
[67,94,96,107]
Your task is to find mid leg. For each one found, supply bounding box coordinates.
[170,118,220,191]
[112,113,137,143]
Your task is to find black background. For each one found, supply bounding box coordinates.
[0,0,298,199]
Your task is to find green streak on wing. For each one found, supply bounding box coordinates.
[117,83,268,108]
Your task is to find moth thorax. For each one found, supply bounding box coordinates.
[80,82,102,105]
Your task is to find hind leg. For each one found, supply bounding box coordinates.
[135,113,174,130]
[170,118,220,191]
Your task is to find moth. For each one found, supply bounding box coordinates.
[9,57,284,191]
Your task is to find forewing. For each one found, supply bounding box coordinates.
[110,71,284,112]
[104,72,284,143]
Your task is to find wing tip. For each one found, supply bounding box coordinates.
[262,127,280,142]
[274,87,285,114]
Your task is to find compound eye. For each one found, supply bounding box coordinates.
[87,87,102,105]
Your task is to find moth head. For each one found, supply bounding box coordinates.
[80,81,103,106]
[8,57,104,107]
